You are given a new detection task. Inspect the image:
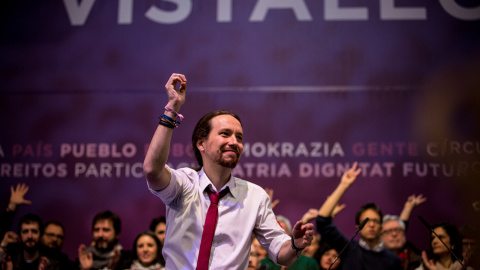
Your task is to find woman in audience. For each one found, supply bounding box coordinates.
[315,242,341,270]
[126,231,165,270]
[415,222,473,270]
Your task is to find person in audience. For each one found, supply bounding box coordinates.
[301,204,346,262]
[385,193,426,269]
[416,222,469,270]
[40,221,77,269]
[125,230,164,270]
[41,222,65,252]
[248,238,260,270]
[316,242,341,270]
[148,217,166,267]
[415,222,473,270]
[149,217,166,246]
[382,215,422,270]
[252,237,268,262]
[0,213,46,270]
[77,210,131,270]
[0,183,31,270]
[301,233,343,269]
[276,216,292,236]
[301,195,348,269]
[459,225,478,269]
[1,185,72,270]
[315,162,402,270]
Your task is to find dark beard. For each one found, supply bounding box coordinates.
[217,158,238,168]
[215,151,240,168]
[94,239,116,253]
[22,240,39,253]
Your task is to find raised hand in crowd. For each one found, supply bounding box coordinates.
[301,203,346,225]
[400,194,427,222]
[78,244,93,270]
[1,183,31,250]
[265,188,280,209]
[1,232,18,249]
[315,162,403,269]
[0,232,17,270]
[8,183,32,212]
[318,162,361,217]
[301,209,319,225]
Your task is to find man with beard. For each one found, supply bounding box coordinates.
[143,73,314,270]
[40,221,77,269]
[77,210,130,270]
[1,213,45,270]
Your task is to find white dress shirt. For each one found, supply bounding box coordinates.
[148,166,290,270]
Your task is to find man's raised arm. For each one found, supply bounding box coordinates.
[143,73,187,191]
[318,162,361,217]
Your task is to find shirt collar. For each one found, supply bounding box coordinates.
[198,168,237,199]
[359,238,384,252]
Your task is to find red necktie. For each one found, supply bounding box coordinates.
[196,188,229,270]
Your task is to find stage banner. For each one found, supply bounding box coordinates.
[1,0,480,259]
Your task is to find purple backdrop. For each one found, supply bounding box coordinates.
[1,0,480,260]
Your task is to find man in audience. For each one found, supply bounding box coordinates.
[381,215,421,270]
[2,213,45,270]
[381,194,425,269]
[315,162,402,270]
[41,221,65,252]
[459,224,479,269]
[77,210,130,270]
[40,221,77,269]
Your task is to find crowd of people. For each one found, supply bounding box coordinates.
[0,183,168,270]
[1,178,477,270]
[2,73,478,270]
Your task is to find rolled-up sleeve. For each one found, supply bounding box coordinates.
[253,190,290,265]
[148,165,192,207]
